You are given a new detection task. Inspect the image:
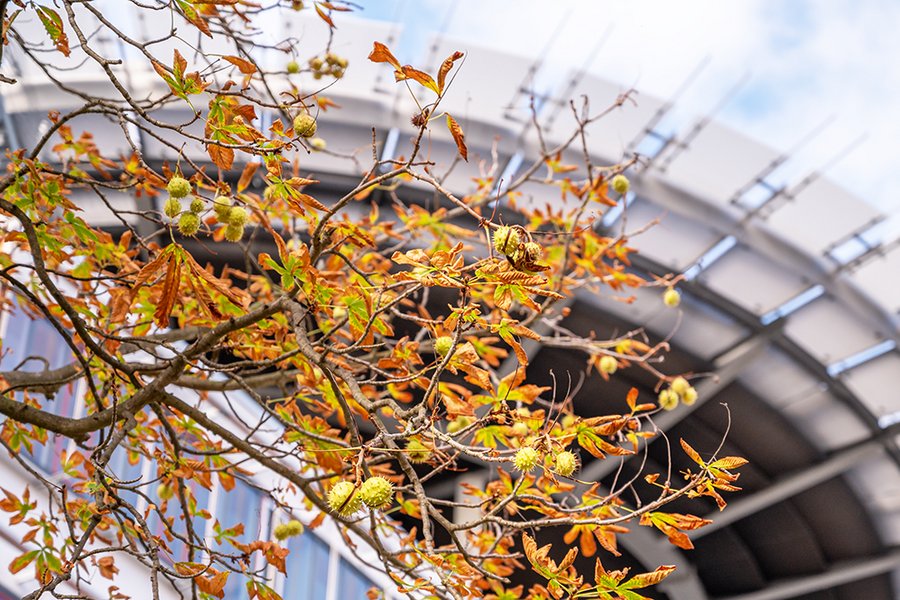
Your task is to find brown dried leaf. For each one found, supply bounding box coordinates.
[153,254,181,328]
[445,114,467,161]
[237,161,260,192]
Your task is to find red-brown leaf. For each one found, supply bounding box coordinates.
[154,254,181,328]
[445,114,467,161]
[208,143,234,171]
[238,161,260,192]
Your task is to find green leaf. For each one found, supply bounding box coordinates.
[36,6,70,57]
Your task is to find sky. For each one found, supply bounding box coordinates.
[356,0,900,225]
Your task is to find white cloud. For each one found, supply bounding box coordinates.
[363,0,900,217]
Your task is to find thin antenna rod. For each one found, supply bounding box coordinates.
[627,56,711,157]
[544,24,615,130]
[731,115,838,208]
[657,71,750,171]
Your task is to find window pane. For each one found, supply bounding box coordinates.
[1,308,80,474]
[336,558,377,600]
[146,479,211,564]
[282,533,329,600]
[105,445,147,508]
[0,584,17,600]
[218,481,265,599]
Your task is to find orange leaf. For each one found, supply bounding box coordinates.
[97,556,119,579]
[368,41,401,70]
[626,387,639,411]
[237,161,260,192]
[314,3,335,28]
[208,142,234,171]
[680,438,704,467]
[437,51,464,93]
[445,114,467,161]
[173,561,207,577]
[223,55,257,75]
[624,565,676,590]
[397,65,439,94]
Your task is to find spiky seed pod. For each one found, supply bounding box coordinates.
[189,197,204,214]
[599,355,618,375]
[167,176,191,199]
[293,113,317,138]
[664,287,681,307]
[178,213,200,237]
[309,137,327,151]
[681,386,699,406]
[213,196,233,220]
[658,388,679,411]
[157,483,174,501]
[309,56,324,70]
[554,450,578,477]
[671,376,690,396]
[513,447,540,473]
[560,413,577,429]
[327,481,361,516]
[511,421,529,437]
[611,174,630,195]
[332,306,347,321]
[434,336,453,357]
[492,225,520,256]
[273,519,304,541]
[358,477,393,509]
[406,439,432,464]
[286,60,300,74]
[224,223,244,243]
[446,415,472,434]
[524,242,542,261]
[164,197,182,219]
[227,206,249,227]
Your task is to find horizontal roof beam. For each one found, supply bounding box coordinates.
[714,549,900,600]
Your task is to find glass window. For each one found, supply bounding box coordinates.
[105,444,148,509]
[218,480,265,599]
[146,477,211,564]
[0,306,80,474]
[336,558,378,600]
[282,532,330,600]
[0,584,18,600]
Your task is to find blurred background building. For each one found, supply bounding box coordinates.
[2,4,900,599]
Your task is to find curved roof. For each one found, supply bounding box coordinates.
[3,9,900,599]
